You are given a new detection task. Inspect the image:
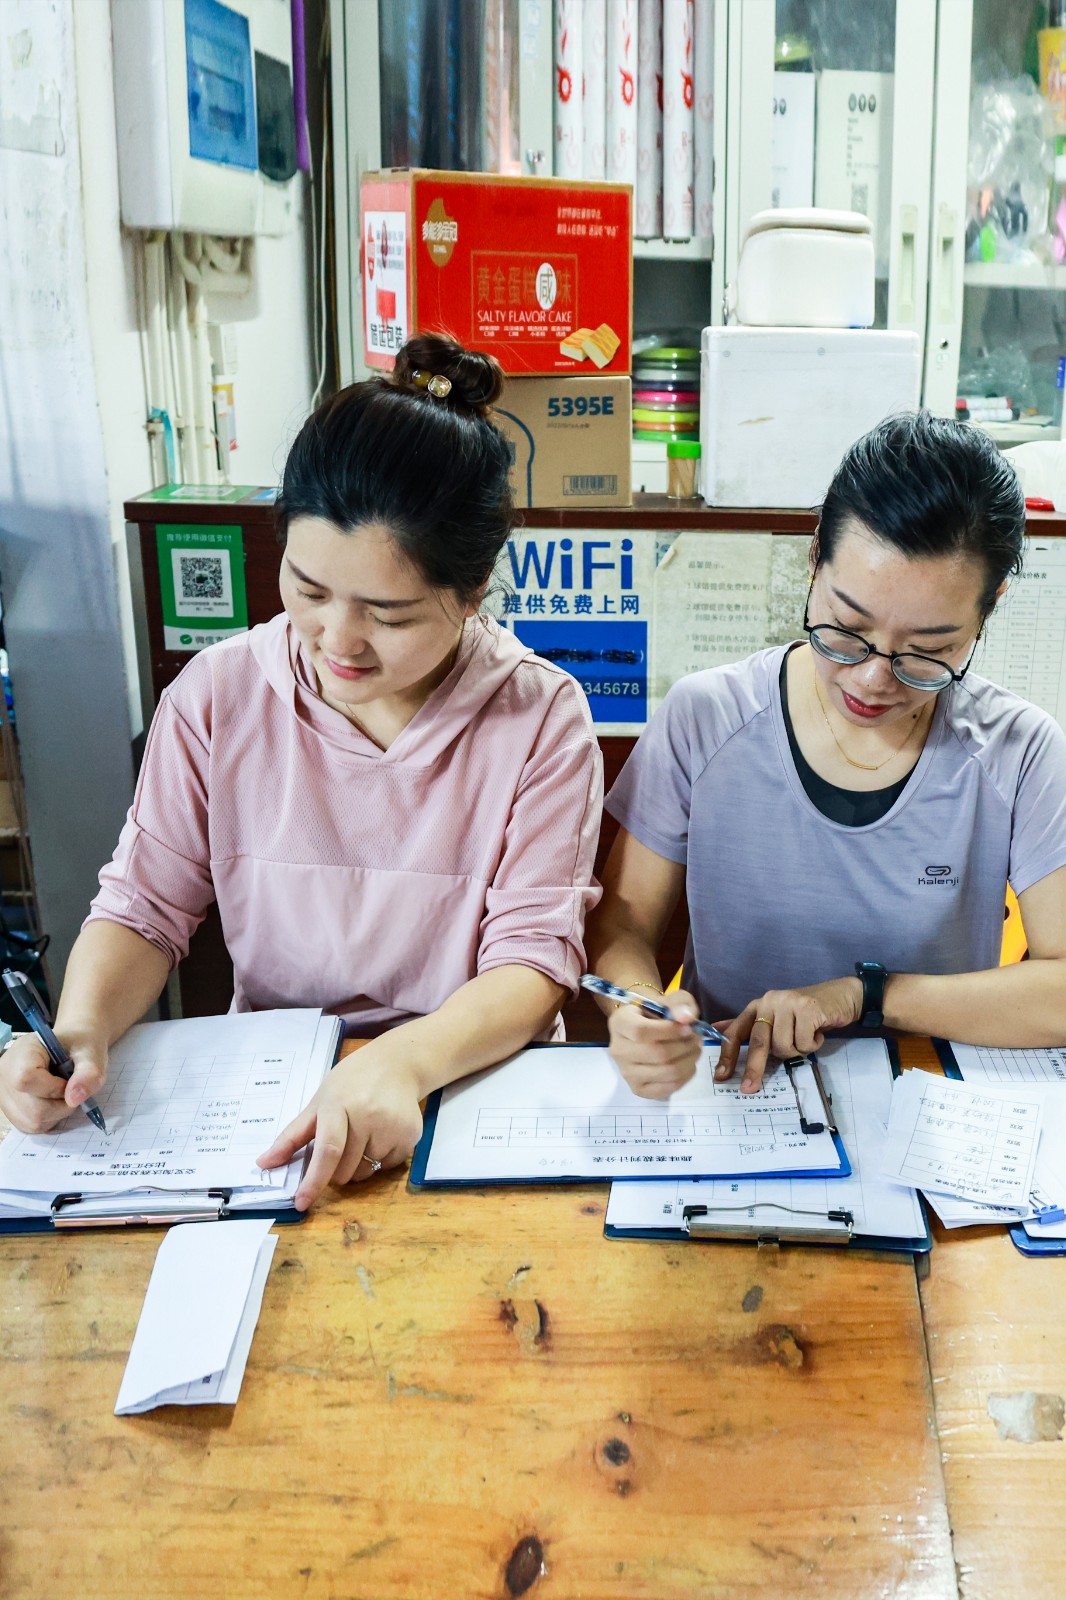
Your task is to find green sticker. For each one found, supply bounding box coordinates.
[140,484,260,503]
[156,525,249,653]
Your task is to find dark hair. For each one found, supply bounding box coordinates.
[816,410,1025,615]
[276,333,514,606]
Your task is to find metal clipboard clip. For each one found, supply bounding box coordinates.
[783,1055,837,1136]
[50,1188,234,1228]
[682,1202,855,1244]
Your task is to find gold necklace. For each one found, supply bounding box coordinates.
[812,670,926,773]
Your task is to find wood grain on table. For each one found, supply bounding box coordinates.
[0,1041,955,1600]
[896,1038,1066,1600]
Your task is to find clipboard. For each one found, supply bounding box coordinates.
[603,1037,931,1254]
[410,1042,852,1190]
[0,1010,344,1232]
[0,1191,310,1235]
[934,1038,1066,1258]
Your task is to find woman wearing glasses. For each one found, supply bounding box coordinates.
[587,411,1066,1099]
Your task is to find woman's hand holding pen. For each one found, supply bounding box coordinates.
[607,989,703,1100]
[0,1029,108,1134]
[714,978,864,1094]
[257,1037,425,1211]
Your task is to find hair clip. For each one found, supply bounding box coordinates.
[412,370,452,398]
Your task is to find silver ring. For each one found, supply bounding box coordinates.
[359,1153,382,1173]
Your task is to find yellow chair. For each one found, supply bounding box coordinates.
[1001,885,1027,965]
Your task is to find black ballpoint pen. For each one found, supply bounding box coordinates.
[2,969,108,1133]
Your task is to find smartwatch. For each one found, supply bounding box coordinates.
[854,961,888,1029]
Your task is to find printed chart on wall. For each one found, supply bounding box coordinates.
[650,532,811,708]
[498,529,655,732]
[155,525,249,652]
[973,539,1066,732]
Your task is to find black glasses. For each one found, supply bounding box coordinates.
[803,596,978,692]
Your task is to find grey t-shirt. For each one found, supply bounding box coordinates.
[606,644,1066,1021]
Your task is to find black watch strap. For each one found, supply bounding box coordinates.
[854,961,888,1029]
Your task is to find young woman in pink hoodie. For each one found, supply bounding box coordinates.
[0,336,603,1209]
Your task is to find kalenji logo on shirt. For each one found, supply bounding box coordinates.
[918,864,960,887]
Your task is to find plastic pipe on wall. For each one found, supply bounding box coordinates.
[135,235,168,485]
[166,233,198,481]
[291,0,310,174]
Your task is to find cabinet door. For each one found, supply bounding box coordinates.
[924,0,1066,444]
[727,0,935,341]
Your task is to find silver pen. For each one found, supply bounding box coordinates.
[580,973,727,1044]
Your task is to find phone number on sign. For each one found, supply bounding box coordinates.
[581,679,644,696]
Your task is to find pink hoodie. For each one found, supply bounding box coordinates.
[88,613,603,1033]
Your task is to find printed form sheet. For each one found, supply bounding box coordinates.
[0,1009,332,1199]
[942,1042,1066,1238]
[419,1045,844,1183]
[973,539,1066,732]
[879,1071,1042,1207]
[606,1038,924,1241]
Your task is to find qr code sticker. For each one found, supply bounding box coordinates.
[178,555,224,601]
[170,546,233,617]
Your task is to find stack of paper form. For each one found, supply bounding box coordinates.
[922,1043,1066,1237]
[0,1008,341,1226]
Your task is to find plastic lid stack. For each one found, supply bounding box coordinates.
[632,346,701,444]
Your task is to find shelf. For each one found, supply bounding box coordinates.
[633,237,714,262]
[963,261,1066,291]
[971,418,1061,446]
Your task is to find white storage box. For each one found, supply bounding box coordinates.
[736,209,874,329]
[700,326,921,508]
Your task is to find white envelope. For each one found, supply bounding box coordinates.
[116,1219,277,1415]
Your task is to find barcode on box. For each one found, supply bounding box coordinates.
[563,475,618,496]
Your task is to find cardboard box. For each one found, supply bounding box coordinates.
[772,72,815,209]
[814,71,894,277]
[700,326,920,507]
[494,376,632,507]
[360,170,632,376]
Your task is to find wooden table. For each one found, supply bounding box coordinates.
[0,1042,959,1600]
[903,1040,1066,1600]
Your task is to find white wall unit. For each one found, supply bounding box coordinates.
[885,0,935,347]
[922,0,973,418]
[727,0,936,345]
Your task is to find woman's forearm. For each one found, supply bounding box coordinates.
[884,959,1066,1046]
[55,921,172,1044]
[382,965,568,1098]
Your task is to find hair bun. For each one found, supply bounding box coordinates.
[392,333,504,416]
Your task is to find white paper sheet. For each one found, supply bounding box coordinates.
[115,1219,277,1414]
[920,1189,1030,1230]
[943,1042,1066,1085]
[0,1010,337,1205]
[937,1045,1066,1234]
[605,1038,924,1242]
[880,1071,1042,1207]
[419,1045,844,1184]
[973,539,1066,734]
